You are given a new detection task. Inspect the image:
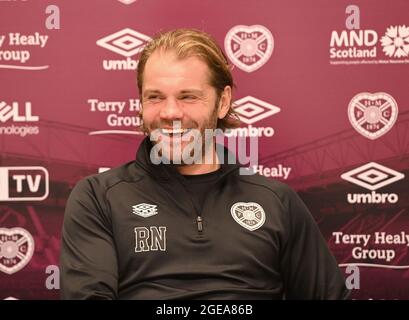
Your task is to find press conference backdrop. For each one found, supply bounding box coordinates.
[1,0,408,300]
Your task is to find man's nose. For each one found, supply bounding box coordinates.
[159,97,183,120]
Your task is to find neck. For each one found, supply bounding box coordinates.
[175,145,220,175]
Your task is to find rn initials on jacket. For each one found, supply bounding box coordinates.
[134,226,167,252]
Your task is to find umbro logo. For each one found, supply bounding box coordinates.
[341,162,404,191]
[234,96,280,125]
[341,162,405,204]
[132,203,158,218]
[97,28,151,57]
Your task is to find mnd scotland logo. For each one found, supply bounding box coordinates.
[329,5,409,65]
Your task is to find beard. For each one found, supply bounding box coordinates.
[142,106,219,166]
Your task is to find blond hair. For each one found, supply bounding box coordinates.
[137,28,240,130]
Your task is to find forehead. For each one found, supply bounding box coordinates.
[142,50,212,91]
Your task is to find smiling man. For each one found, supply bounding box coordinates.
[138,32,237,174]
[60,28,349,300]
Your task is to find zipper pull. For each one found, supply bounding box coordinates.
[196,216,203,232]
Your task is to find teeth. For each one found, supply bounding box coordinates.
[161,128,188,134]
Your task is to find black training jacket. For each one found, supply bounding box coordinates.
[60,137,349,299]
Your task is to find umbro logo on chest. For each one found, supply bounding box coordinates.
[132,203,158,217]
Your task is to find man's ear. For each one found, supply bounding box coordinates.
[217,85,232,119]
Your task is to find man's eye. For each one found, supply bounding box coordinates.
[181,95,197,101]
[146,95,162,102]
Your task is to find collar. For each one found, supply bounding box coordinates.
[134,136,241,183]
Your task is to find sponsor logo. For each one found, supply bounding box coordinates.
[381,25,409,58]
[233,96,280,125]
[0,101,39,136]
[348,92,398,140]
[341,162,404,204]
[224,125,275,137]
[87,98,143,136]
[0,227,35,274]
[333,231,409,265]
[0,166,49,201]
[252,164,291,180]
[132,203,158,218]
[0,32,49,70]
[231,202,266,231]
[96,28,151,70]
[225,25,274,72]
[330,25,409,65]
[225,96,279,138]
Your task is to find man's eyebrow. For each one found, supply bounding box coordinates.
[143,89,163,97]
[179,89,204,95]
[143,89,205,96]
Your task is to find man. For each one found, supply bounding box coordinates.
[60,28,349,299]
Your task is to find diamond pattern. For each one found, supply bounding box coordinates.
[341,162,405,190]
[234,96,280,125]
[97,28,151,57]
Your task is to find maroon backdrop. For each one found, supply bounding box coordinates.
[1,0,408,299]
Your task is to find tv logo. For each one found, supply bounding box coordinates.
[0,167,49,201]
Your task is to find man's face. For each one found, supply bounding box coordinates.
[141,49,228,163]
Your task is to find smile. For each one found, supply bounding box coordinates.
[160,128,191,135]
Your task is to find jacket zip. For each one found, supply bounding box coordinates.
[196,215,203,232]
[134,139,241,235]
